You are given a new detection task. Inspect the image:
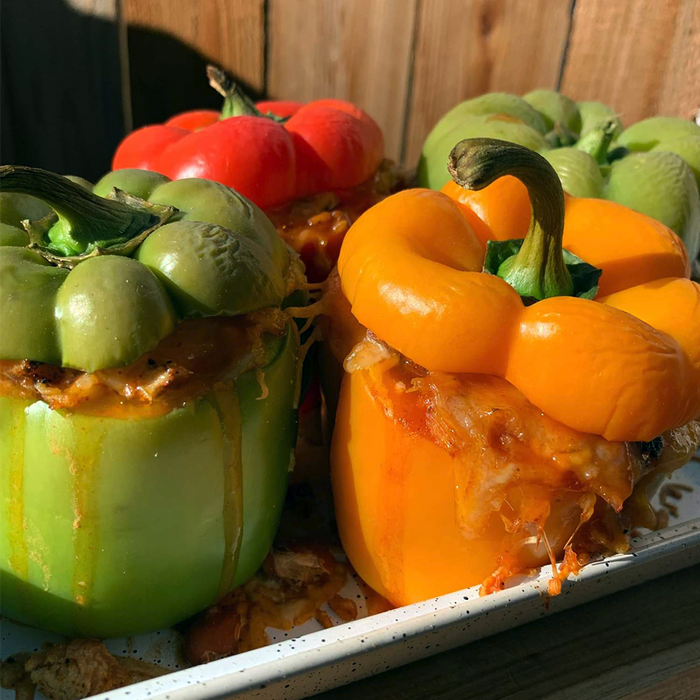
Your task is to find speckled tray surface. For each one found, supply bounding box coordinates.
[2,455,699,700]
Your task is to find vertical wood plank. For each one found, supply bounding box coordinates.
[403,0,574,165]
[123,0,264,128]
[267,0,418,162]
[657,0,700,121]
[561,0,700,124]
[0,0,124,180]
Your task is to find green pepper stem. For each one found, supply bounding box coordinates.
[206,65,289,123]
[206,65,264,119]
[0,165,163,257]
[448,137,573,300]
[575,117,618,164]
[547,124,577,148]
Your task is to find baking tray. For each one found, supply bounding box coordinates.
[2,455,699,700]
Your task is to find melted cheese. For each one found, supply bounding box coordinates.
[345,333,700,595]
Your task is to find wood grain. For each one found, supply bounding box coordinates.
[561,0,700,125]
[0,0,124,180]
[402,0,574,165]
[624,665,700,700]
[541,641,700,700]
[123,0,264,127]
[655,0,700,122]
[267,0,418,161]
[314,564,700,700]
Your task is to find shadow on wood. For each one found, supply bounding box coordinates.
[0,0,261,181]
[126,22,263,130]
[0,0,123,181]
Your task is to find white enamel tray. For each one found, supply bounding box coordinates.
[2,456,699,700]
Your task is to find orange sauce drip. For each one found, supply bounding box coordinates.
[7,406,28,580]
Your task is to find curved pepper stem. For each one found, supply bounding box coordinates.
[448,138,573,300]
[207,65,263,119]
[0,165,173,262]
[575,117,618,165]
[206,65,288,123]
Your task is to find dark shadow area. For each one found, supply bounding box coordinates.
[0,0,264,181]
[127,25,263,129]
[0,0,124,181]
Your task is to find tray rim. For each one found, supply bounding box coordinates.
[88,515,700,700]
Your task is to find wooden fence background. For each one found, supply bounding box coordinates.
[2,0,698,182]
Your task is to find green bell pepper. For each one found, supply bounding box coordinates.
[418,93,549,192]
[418,90,700,260]
[0,166,303,637]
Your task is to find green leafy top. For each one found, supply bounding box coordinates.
[483,238,602,304]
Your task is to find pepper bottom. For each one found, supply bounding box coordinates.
[0,325,298,637]
[331,366,696,606]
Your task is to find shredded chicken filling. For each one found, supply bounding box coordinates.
[267,160,408,282]
[346,333,700,595]
[0,309,290,418]
[185,544,359,664]
[0,640,166,700]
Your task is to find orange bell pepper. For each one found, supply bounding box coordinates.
[443,174,691,296]
[328,138,700,606]
[338,139,697,441]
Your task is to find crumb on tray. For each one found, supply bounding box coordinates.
[1,639,166,700]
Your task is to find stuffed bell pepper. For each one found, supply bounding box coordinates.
[113,67,407,283]
[324,138,700,607]
[419,90,700,261]
[0,165,304,637]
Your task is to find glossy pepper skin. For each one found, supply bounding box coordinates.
[113,69,383,211]
[0,168,294,372]
[0,168,302,636]
[331,139,700,606]
[341,141,699,442]
[0,328,298,637]
[418,90,700,259]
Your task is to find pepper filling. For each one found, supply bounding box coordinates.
[344,331,700,595]
[0,310,290,419]
[268,160,408,282]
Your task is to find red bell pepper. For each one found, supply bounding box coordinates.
[113,68,384,210]
[165,101,304,132]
